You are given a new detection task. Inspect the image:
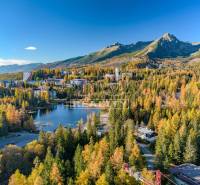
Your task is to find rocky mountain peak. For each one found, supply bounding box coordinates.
[161,33,178,42]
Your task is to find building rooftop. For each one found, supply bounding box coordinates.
[170,163,200,185]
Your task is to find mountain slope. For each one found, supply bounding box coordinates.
[49,33,200,69]
[190,49,200,58]
[136,33,200,59]
[1,33,200,74]
[0,63,43,74]
[47,41,151,68]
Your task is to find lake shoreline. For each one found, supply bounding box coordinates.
[50,98,110,109]
[0,131,38,149]
[0,103,102,149]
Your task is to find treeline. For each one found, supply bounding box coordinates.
[0,88,50,136]
[0,104,36,135]
[31,65,115,81]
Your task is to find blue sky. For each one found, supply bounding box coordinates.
[0,0,200,65]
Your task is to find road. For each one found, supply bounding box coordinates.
[0,131,38,149]
[138,143,155,170]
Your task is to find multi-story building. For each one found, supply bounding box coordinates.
[70,79,87,87]
[104,74,115,81]
[115,67,120,81]
[33,87,57,99]
[23,72,32,81]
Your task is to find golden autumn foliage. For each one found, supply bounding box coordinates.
[82,138,109,178]
[129,142,144,169]
[33,176,44,185]
[76,170,91,185]
[50,163,63,185]
[110,147,124,170]
[6,104,21,125]
[9,170,27,185]
[25,140,45,158]
[96,174,109,185]
[5,63,200,184]
[114,169,139,185]
[27,163,44,185]
[141,168,155,185]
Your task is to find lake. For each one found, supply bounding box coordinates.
[33,103,100,132]
[0,103,100,149]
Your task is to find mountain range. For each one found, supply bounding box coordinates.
[1,33,200,74]
[0,63,44,74]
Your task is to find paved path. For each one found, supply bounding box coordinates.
[0,131,38,149]
[138,143,155,170]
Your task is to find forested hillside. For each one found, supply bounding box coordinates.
[0,62,200,184]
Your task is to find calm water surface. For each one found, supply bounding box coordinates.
[33,103,100,132]
[0,103,100,149]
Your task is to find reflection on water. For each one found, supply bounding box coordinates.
[33,103,100,132]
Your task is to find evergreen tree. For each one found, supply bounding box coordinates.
[41,147,54,184]
[65,160,73,179]
[184,132,197,163]
[108,128,117,153]
[173,132,182,164]
[122,100,130,121]
[67,177,74,185]
[125,119,135,156]
[105,161,114,185]
[114,121,122,146]
[74,144,85,176]
[109,103,116,124]
[168,143,174,163]
[86,119,93,141]
[0,112,8,136]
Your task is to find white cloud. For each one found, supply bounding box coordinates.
[24,46,37,51]
[0,58,33,66]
